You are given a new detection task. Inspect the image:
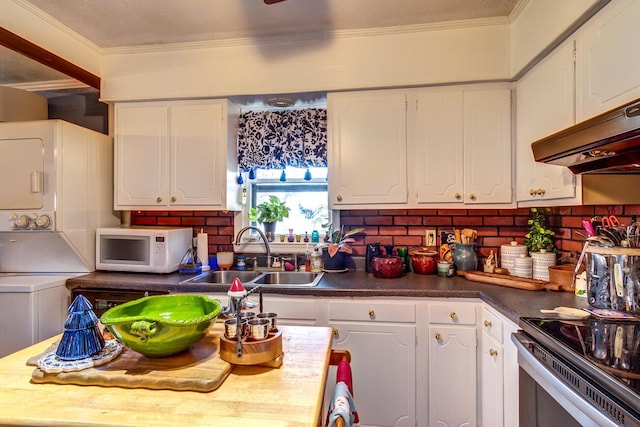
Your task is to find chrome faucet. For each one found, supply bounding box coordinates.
[234,226,271,268]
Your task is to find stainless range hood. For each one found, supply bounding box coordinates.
[532,98,640,174]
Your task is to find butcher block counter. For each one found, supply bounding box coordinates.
[0,324,333,427]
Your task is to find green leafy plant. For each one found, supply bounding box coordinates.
[316,224,365,257]
[248,195,290,224]
[524,207,556,253]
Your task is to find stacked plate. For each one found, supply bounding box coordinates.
[531,251,557,281]
[514,255,533,278]
[500,241,528,274]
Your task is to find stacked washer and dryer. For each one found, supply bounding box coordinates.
[0,119,120,357]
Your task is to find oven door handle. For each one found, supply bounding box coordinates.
[512,332,619,427]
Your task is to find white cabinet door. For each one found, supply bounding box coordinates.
[115,100,239,210]
[328,90,408,208]
[516,39,577,203]
[428,324,477,427]
[481,329,504,427]
[115,103,169,207]
[479,305,520,427]
[576,0,640,122]
[463,88,513,204]
[410,85,512,205]
[329,321,416,427]
[170,102,224,207]
[411,89,464,204]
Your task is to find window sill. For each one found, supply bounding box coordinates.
[234,241,321,254]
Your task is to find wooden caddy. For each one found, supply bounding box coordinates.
[219,330,283,366]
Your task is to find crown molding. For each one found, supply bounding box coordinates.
[103,16,510,56]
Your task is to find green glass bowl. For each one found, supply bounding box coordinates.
[100,294,222,358]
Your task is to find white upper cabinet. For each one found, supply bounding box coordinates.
[576,0,640,122]
[516,39,578,203]
[328,90,408,208]
[463,88,513,204]
[411,89,465,204]
[115,99,241,211]
[410,85,513,205]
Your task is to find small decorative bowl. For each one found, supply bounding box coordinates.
[410,249,438,275]
[371,255,404,278]
[100,294,222,358]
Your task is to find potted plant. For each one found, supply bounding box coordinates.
[316,224,365,270]
[248,195,290,237]
[524,207,556,253]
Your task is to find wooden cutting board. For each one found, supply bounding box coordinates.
[457,270,561,291]
[30,332,232,392]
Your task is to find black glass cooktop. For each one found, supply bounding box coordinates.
[521,317,640,395]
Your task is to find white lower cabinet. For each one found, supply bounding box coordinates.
[199,292,519,427]
[427,300,478,427]
[479,305,519,427]
[324,299,417,427]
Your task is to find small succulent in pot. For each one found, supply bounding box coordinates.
[316,224,365,257]
[524,207,556,253]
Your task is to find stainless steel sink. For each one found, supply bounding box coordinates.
[252,271,324,287]
[183,270,263,284]
[180,269,324,287]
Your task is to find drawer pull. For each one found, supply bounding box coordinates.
[435,333,442,341]
[171,196,177,202]
[156,196,163,203]
[450,312,457,320]
[484,320,492,328]
[489,349,498,357]
[368,309,375,318]
[469,193,477,201]
[454,192,462,200]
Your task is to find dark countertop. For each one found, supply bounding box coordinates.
[66,269,589,326]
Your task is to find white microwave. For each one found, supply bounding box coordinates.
[96,227,192,273]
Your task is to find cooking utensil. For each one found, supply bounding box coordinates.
[539,306,590,319]
[601,214,622,229]
[582,219,596,237]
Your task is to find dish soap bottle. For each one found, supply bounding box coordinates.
[310,249,323,272]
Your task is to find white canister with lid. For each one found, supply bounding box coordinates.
[500,241,528,274]
[531,251,557,281]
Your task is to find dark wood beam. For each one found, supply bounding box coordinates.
[0,26,100,89]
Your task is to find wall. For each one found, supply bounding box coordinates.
[101,24,510,102]
[131,204,640,265]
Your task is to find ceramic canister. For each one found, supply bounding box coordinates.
[513,255,533,279]
[531,251,557,281]
[500,241,528,275]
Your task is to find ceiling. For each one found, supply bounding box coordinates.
[1,0,521,98]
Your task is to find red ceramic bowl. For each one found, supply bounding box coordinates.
[371,256,404,278]
[410,250,438,275]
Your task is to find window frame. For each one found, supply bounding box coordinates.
[233,175,338,254]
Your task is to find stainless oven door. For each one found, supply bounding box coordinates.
[513,331,624,427]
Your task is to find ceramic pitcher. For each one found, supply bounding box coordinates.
[451,243,478,271]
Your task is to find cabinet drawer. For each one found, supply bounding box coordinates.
[481,306,503,343]
[429,302,477,325]
[264,297,316,321]
[329,300,416,323]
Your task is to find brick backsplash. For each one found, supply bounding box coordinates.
[131,204,640,263]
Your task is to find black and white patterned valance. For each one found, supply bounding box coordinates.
[237,109,327,172]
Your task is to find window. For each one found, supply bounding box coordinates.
[249,166,328,238]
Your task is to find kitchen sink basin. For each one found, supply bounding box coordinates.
[252,271,324,287]
[183,270,263,284]
[180,270,324,287]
